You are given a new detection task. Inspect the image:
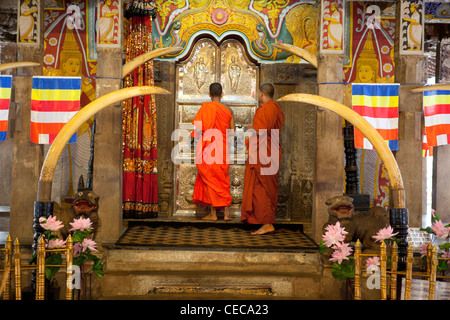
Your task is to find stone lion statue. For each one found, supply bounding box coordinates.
[322,195,389,251]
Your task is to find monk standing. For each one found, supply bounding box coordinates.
[241,83,285,235]
[191,83,235,220]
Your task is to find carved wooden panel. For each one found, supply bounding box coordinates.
[261,64,316,222]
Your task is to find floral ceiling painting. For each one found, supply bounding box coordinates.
[151,0,319,62]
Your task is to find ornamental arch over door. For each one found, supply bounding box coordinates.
[172,37,258,218]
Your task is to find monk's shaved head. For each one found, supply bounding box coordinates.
[209,83,223,97]
[259,83,274,99]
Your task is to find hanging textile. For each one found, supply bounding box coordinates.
[122,12,158,218]
[352,83,399,151]
[423,90,450,147]
[0,75,12,142]
[422,126,433,157]
[30,76,81,144]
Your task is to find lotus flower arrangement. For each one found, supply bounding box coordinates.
[420,210,450,273]
[319,222,398,280]
[35,215,104,280]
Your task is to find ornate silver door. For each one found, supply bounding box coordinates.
[173,38,258,218]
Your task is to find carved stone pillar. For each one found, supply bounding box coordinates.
[93,51,123,245]
[312,0,346,242]
[432,32,450,224]
[393,0,425,264]
[11,0,44,244]
[0,40,16,205]
[94,0,123,244]
[154,60,175,217]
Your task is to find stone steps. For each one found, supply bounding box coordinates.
[98,247,328,299]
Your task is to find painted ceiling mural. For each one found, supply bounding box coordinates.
[151,0,319,62]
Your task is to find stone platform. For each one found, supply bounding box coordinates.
[97,221,345,300]
[100,246,324,299]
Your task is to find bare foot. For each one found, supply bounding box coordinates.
[251,224,275,235]
[202,213,218,221]
[202,207,218,221]
[224,207,231,221]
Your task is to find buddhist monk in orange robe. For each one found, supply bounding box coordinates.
[191,83,235,220]
[241,83,285,235]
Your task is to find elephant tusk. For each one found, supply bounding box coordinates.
[277,93,405,208]
[271,43,318,68]
[410,84,450,92]
[122,46,183,78]
[0,61,40,72]
[37,85,170,201]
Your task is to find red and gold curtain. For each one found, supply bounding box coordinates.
[122,14,158,218]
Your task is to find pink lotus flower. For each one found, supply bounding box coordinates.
[69,216,93,232]
[420,243,429,258]
[73,240,97,255]
[366,256,380,269]
[40,215,64,232]
[73,242,82,256]
[442,251,450,266]
[47,238,66,249]
[372,226,398,243]
[431,220,450,239]
[330,242,353,264]
[323,222,348,247]
[81,238,97,252]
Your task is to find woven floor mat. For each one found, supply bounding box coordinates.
[116,221,318,252]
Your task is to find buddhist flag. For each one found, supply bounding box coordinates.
[352,83,399,150]
[0,75,12,142]
[422,128,433,157]
[423,90,450,147]
[31,76,81,144]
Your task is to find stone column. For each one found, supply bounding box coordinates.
[434,146,450,223]
[393,0,425,264]
[394,0,425,227]
[154,60,175,217]
[10,0,44,244]
[433,30,450,224]
[93,0,123,245]
[0,43,16,206]
[312,0,346,242]
[92,56,123,245]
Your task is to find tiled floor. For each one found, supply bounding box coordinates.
[116,221,317,252]
[0,206,317,252]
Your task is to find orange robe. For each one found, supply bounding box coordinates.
[191,101,232,208]
[241,100,285,224]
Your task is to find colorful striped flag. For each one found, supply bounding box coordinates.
[0,75,12,142]
[422,128,433,157]
[423,90,450,147]
[31,76,81,144]
[352,83,399,150]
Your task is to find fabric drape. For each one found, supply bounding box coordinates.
[122,15,158,218]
